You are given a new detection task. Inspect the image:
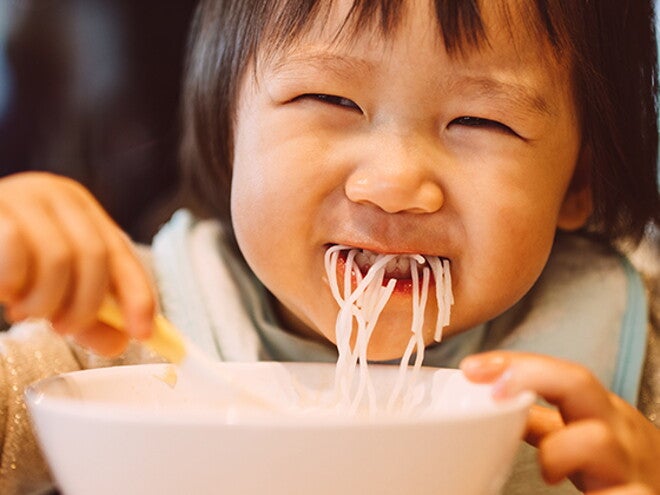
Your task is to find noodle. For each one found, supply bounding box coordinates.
[324,245,453,413]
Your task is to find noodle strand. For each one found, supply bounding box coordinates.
[324,246,453,413]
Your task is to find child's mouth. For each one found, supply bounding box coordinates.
[324,244,454,342]
[328,245,449,292]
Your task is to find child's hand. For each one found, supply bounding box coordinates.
[0,172,155,356]
[460,351,660,494]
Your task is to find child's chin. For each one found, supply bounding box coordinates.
[364,346,411,362]
[364,333,430,362]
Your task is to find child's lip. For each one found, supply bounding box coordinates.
[325,242,449,261]
[324,242,431,257]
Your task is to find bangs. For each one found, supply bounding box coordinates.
[256,0,570,61]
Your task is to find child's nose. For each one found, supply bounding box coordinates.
[344,136,444,214]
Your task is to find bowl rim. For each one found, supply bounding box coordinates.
[25,362,536,427]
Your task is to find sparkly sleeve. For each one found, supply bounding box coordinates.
[0,320,82,495]
[638,272,660,427]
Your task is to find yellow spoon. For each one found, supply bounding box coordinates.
[97,297,287,410]
[97,297,185,364]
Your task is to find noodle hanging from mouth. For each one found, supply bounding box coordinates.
[324,245,453,413]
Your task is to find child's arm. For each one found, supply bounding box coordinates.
[0,321,82,493]
[461,351,660,494]
[0,172,156,355]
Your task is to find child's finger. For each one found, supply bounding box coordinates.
[46,193,110,334]
[71,321,130,357]
[94,219,155,340]
[525,404,564,447]
[460,351,511,381]
[0,206,31,303]
[461,351,614,423]
[2,201,73,322]
[539,419,627,486]
[106,240,155,340]
[63,182,156,340]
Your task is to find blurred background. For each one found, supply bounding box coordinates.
[0,0,198,243]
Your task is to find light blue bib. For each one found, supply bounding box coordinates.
[153,210,647,404]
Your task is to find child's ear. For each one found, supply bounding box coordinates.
[556,146,593,231]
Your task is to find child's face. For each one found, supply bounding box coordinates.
[231,1,588,359]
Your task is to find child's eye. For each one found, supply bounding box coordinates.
[450,116,518,137]
[295,93,362,113]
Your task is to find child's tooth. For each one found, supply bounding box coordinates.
[359,249,369,264]
[351,249,429,278]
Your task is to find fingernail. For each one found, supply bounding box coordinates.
[460,353,509,375]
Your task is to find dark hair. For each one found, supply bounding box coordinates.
[180,0,659,245]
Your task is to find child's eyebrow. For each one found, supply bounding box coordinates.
[447,75,554,118]
[267,52,375,80]
[266,52,553,118]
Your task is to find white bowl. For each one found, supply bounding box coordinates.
[26,362,533,495]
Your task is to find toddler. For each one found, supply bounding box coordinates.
[0,1,658,493]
